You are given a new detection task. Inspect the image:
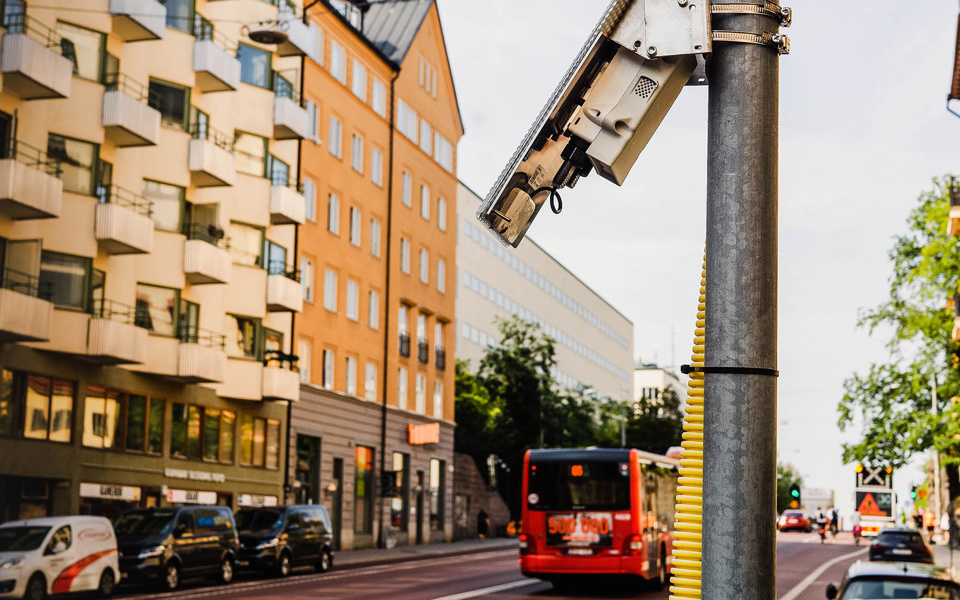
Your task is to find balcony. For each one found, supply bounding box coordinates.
[220,357,263,401]
[417,338,429,364]
[193,26,240,93]
[273,92,309,140]
[177,328,228,383]
[436,348,446,371]
[270,183,305,225]
[399,332,411,357]
[948,182,960,236]
[109,0,165,41]
[263,351,300,401]
[102,74,161,147]
[0,267,53,342]
[0,140,62,220]
[266,262,302,312]
[87,299,149,364]
[94,186,154,255]
[188,125,235,187]
[1,15,72,99]
[183,224,231,284]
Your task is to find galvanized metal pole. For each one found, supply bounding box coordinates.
[702,2,782,598]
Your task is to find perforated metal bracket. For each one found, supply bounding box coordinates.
[713,30,790,55]
[711,2,792,27]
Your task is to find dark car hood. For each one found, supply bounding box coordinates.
[116,534,166,554]
[238,531,278,546]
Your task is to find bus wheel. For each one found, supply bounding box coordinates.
[649,549,667,591]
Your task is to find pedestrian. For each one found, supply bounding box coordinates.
[941,511,951,545]
[924,508,936,544]
[477,509,490,540]
[829,506,839,537]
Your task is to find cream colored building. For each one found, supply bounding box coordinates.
[633,363,688,405]
[456,182,633,401]
[0,0,313,518]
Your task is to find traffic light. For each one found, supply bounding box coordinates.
[911,486,918,500]
[789,483,801,509]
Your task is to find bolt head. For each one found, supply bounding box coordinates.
[647,45,657,57]
[678,0,688,5]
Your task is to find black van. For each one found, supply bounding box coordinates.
[113,505,238,591]
[235,505,334,577]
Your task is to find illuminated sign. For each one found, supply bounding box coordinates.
[80,482,141,501]
[167,488,217,505]
[408,422,440,445]
[237,494,278,507]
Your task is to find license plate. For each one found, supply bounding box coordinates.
[568,548,592,556]
[892,549,912,555]
[238,560,250,566]
[787,519,798,523]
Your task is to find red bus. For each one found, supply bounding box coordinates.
[519,448,678,586]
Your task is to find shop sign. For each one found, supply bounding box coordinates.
[237,494,279,507]
[79,482,141,501]
[164,467,226,483]
[167,488,217,505]
[408,422,440,445]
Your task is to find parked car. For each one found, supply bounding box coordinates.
[235,505,334,577]
[0,515,119,600]
[777,509,812,532]
[113,506,238,591]
[826,560,959,599]
[868,528,933,564]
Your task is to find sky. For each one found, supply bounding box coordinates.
[435,0,960,519]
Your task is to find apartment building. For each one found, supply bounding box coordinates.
[0,0,315,519]
[457,183,634,402]
[291,0,461,550]
[634,363,688,405]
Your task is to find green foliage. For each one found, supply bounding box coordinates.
[839,177,960,468]
[624,387,684,454]
[453,359,495,483]
[777,464,803,514]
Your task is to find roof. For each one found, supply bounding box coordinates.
[360,0,433,65]
[843,560,954,582]
[952,13,960,100]
[0,516,110,527]
[528,447,679,468]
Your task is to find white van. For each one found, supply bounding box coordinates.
[0,516,119,599]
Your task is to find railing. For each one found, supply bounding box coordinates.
[1,266,51,300]
[103,72,151,103]
[3,13,61,49]
[267,260,299,281]
[398,332,411,357]
[435,348,446,371]
[274,79,302,105]
[184,222,229,248]
[270,172,301,188]
[178,325,226,350]
[2,139,62,177]
[263,349,299,371]
[189,122,235,153]
[98,185,153,217]
[194,13,237,54]
[417,338,429,364]
[92,298,139,324]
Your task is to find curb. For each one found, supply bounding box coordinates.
[334,539,518,570]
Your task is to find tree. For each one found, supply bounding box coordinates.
[454,359,496,484]
[776,463,803,514]
[838,177,960,473]
[624,387,684,454]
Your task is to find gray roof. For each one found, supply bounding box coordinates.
[361,0,434,65]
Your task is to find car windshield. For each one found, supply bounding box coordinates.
[783,511,804,517]
[0,526,50,551]
[877,532,924,546]
[113,510,176,536]
[235,509,283,533]
[841,578,960,599]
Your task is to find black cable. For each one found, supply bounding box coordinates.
[531,187,563,214]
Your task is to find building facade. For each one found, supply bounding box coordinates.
[0,0,312,519]
[633,363,688,406]
[290,0,462,550]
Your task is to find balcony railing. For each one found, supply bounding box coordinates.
[1,266,51,300]
[190,122,235,153]
[99,185,153,216]
[436,348,446,371]
[267,260,299,281]
[92,298,139,324]
[184,222,228,247]
[417,338,429,364]
[194,13,236,55]
[178,325,226,350]
[3,139,62,177]
[398,332,410,357]
[263,349,299,371]
[3,13,59,48]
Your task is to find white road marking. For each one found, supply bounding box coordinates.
[428,579,540,600]
[779,547,868,600]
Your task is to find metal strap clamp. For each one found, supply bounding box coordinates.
[712,30,791,55]
[680,364,780,377]
[711,2,792,27]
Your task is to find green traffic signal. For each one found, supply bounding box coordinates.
[911,486,918,500]
[791,489,800,498]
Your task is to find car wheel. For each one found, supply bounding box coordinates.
[218,557,234,584]
[315,549,331,573]
[275,552,292,578]
[652,548,667,590]
[22,574,46,600]
[98,569,116,598]
[162,562,180,591]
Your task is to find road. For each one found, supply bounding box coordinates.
[114,532,869,600]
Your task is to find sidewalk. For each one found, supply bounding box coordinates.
[334,537,517,568]
[931,542,960,580]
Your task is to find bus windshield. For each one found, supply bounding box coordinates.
[527,460,631,511]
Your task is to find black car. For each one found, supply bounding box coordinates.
[868,528,933,564]
[113,505,239,591]
[826,560,959,599]
[235,505,334,577]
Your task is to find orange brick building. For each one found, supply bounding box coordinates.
[291,0,462,550]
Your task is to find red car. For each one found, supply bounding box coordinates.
[778,510,812,532]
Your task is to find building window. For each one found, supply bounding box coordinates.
[351,134,363,173]
[437,259,445,293]
[434,133,453,172]
[433,380,443,418]
[351,61,367,101]
[330,41,346,84]
[327,193,340,234]
[323,269,337,312]
[328,117,342,157]
[368,290,379,329]
[429,458,445,530]
[148,79,189,130]
[370,219,381,257]
[225,314,262,359]
[21,374,74,443]
[397,367,407,410]
[134,283,178,336]
[299,339,312,384]
[322,349,335,390]
[371,147,383,186]
[397,99,417,143]
[300,258,314,302]
[419,121,432,155]
[238,415,280,469]
[364,363,377,401]
[235,131,268,177]
[39,252,91,311]
[142,180,184,232]
[82,386,121,449]
[391,452,408,529]
[237,43,272,89]
[349,207,361,246]
[419,249,428,284]
[420,185,430,220]
[346,279,359,321]
[303,177,317,221]
[435,322,444,351]
[400,238,410,273]
[56,22,106,82]
[47,134,97,196]
[228,221,264,267]
[170,402,229,462]
[372,79,386,117]
[345,356,357,396]
[354,446,374,533]
[306,99,320,143]
[164,0,193,32]
[415,374,426,414]
[437,197,447,231]
[401,171,412,206]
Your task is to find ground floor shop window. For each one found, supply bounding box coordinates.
[171,402,236,463]
[295,435,321,505]
[238,415,280,469]
[429,458,445,531]
[0,371,74,443]
[391,452,409,529]
[355,446,374,533]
